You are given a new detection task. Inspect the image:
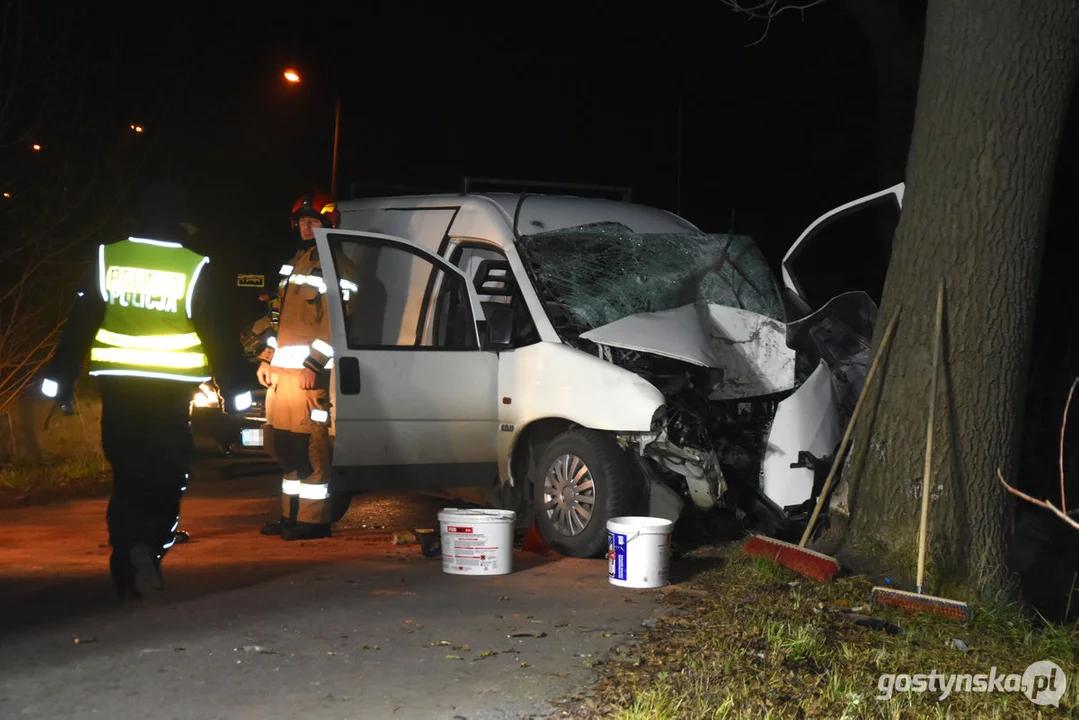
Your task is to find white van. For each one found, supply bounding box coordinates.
[312,185,904,557]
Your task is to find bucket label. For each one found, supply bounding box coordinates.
[608,531,627,581]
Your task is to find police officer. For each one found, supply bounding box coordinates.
[41,180,253,600]
[255,190,357,541]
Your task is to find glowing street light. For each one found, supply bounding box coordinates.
[281,68,341,197]
[130,124,144,133]
[31,144,41,151]
[2,192,11,199]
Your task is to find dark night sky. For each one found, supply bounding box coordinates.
[89,2,880,271]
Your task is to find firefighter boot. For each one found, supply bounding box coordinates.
[281,522,332,541]
[260,516,295,536]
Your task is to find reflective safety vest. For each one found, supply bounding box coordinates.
[88,237,212,383]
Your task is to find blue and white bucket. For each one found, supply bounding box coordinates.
[607,516,673,589]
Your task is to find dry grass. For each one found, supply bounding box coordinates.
[0,452,110,506]
[554,545,1078,719]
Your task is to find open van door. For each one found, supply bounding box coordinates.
[781,183,905,319]
[314,228,500,493]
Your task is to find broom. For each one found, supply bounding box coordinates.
[870,280,971,621]
[743,305,902,582]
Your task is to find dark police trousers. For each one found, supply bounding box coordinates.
[98,377,194,575]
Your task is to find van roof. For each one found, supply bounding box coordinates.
[336,192,702,236]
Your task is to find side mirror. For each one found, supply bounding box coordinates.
[486,305,514,349]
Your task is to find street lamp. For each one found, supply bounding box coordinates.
[282,69,341,198]
[130,124,144,133]
[31,144,41,151]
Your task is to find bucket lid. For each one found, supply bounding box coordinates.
[438,508,516,521]
[607,516,674,532]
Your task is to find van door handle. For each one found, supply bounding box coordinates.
[339,356,361,395]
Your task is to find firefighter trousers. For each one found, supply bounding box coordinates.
[98,377,194,572]
[265,368,334,525]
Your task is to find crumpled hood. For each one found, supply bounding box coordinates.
[580,302,796,400]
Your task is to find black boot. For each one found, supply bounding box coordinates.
[260,516,295,536]
[281,522,332,541]
[110,551,141,602]
[130,542,164,594]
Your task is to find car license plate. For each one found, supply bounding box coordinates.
[241,428,263,447]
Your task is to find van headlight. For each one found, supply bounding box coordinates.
[191,382,220,408]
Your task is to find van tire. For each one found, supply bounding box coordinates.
[532,429,637,558]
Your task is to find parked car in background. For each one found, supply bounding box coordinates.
[190,380,268,456]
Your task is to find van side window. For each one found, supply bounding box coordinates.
[329,238,478,350]
[447,244,540,348]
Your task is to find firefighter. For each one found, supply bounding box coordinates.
[256,190,356,541]
[40,179,253,601]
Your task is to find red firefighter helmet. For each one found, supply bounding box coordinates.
[289,190,339,230]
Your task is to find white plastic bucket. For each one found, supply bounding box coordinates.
[438,508,516,576]
[607,516,673,589]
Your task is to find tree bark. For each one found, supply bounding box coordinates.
[834,0,1079,594]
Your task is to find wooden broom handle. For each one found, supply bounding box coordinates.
[799,305,903,548]
[917,280,945,592]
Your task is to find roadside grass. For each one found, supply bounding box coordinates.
[0,452,110,506]
[557,546,1078,719]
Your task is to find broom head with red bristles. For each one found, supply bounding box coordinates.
[870,586,972,621]
[742,534,840,583]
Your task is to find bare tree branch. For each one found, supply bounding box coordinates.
[1060,377,1076,514]
[998,468,1079,530]
[719,0,830,46]
[998,376,1079,530]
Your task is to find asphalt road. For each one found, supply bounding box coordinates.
[0,457,660,720]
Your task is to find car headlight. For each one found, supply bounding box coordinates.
[191,382,220,408]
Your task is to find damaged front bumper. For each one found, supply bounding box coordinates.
[600,293,876,530]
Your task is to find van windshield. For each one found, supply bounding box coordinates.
[516,222,785,334]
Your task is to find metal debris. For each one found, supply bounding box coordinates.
[234,645,275,654]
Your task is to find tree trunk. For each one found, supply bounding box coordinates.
[833,0,1079,595]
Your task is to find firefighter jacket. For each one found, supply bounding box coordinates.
[257,245,357,373]
[44,236,251,403]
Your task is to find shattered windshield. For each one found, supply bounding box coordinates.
[516,222,784,334]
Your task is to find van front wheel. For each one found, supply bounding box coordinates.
[532,429,637,558]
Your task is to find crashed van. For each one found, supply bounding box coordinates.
[312,185,904,557]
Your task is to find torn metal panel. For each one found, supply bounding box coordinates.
[581,303,795,401]
[760,361,841,509]
[619,430,725,511]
